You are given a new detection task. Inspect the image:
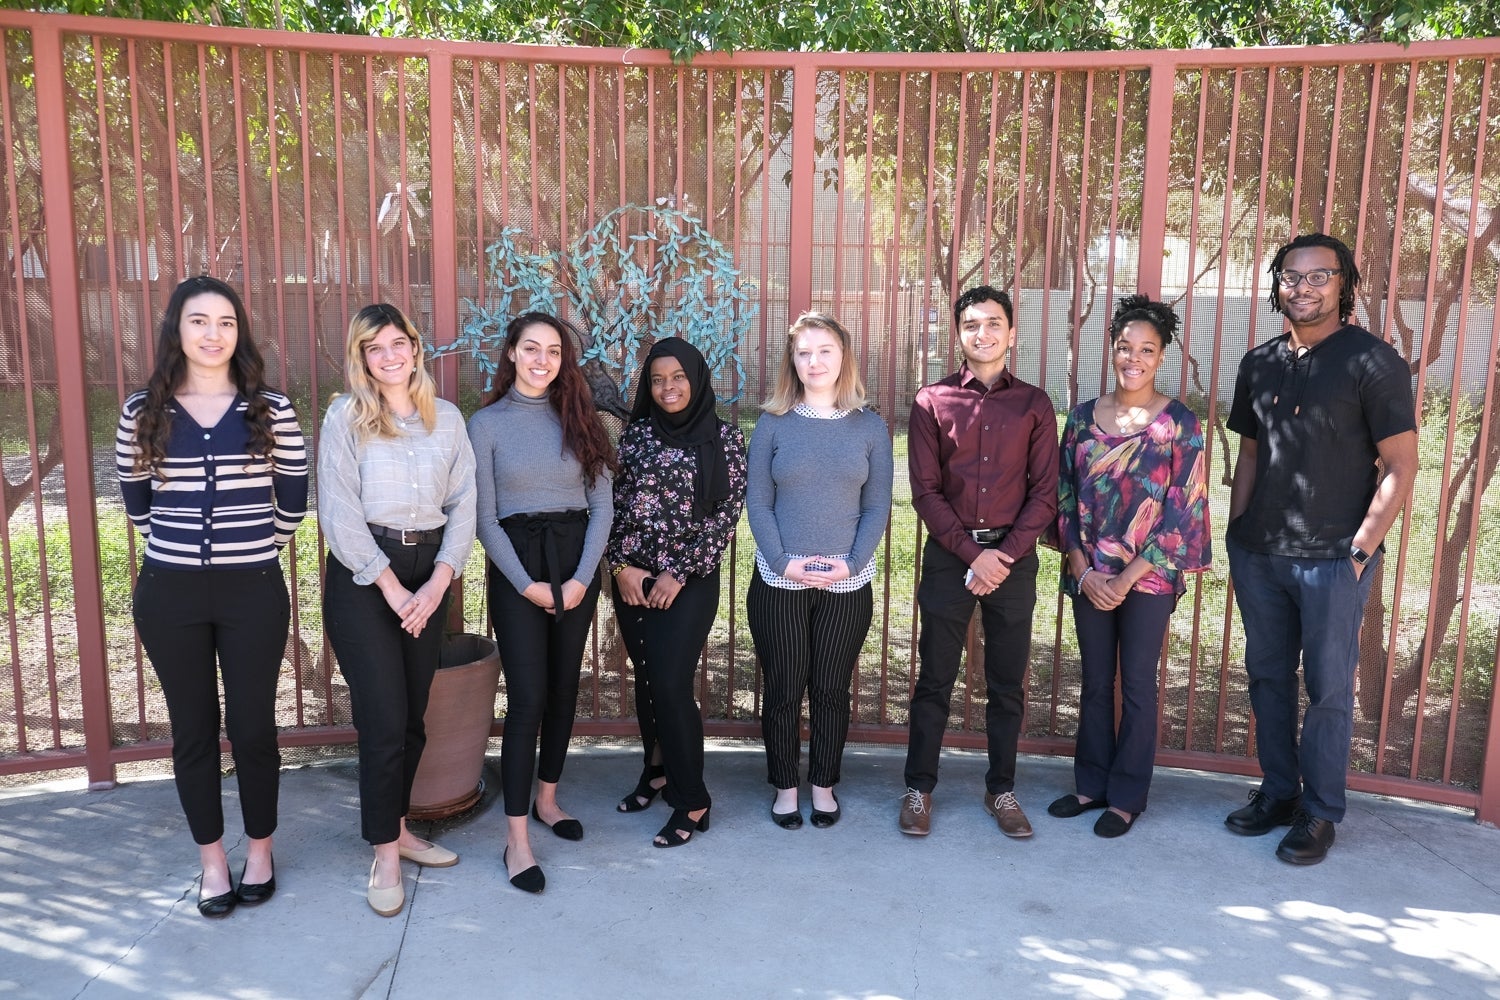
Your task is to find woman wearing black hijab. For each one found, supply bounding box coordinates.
[606,338,747,847]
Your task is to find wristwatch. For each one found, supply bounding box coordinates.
[1350,545,1372,566]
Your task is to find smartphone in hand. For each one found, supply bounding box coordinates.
[642,575,657,596]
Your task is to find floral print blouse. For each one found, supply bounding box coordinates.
[1058,397,1211,597]
[606,418,748,583]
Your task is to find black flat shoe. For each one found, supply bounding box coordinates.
[1047,793,1108,819]
[503,847,545,893]
[810,794,841,829]
[234,856,276,906]
[1093,810,1137,838]
[771,804,803,830]
[618,764,666,813]
[531,802,584,841]
[197,882,237,918]
[654,806,711,848]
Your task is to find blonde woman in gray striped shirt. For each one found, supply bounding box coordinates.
[318,303,476,918]
[747,313,894,830]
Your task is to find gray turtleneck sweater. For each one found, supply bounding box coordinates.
[468,388,613,592]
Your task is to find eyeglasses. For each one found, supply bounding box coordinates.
[1276,268,1341,288]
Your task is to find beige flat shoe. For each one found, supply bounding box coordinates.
[398,841,459,868]
[367,861,405,917]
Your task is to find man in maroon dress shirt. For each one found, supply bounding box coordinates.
[900,285,1059,838]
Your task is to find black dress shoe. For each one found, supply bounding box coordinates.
[234,858,276,906]
[1276,809,1336,865]
[1093,809,1137,838]
[197,885,237,918]
[810,794,840,829]
[771,804,803,830]
[531,802,583,841]
[1224,789,1301,836]
[503,847,545,893]
[1047,793,1108,819]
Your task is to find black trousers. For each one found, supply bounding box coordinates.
[614,569,720,811]
[489,511,601,817]
[748,573,875,789]
[133,564,289,845]
[324,537,449,845]
[904,539,1038,795]
[1071,590,1176,815]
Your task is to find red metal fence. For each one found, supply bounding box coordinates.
[0,13,1496,823]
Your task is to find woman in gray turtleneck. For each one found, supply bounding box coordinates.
[468,312,614,894]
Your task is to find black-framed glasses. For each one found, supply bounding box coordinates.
[1276,268,1341,288]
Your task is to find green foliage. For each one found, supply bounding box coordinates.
[7,0,1495,55]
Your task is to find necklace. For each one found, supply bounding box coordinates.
[1104,393,1163,434]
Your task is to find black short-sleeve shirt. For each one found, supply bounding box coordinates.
[1226,324,1415,558]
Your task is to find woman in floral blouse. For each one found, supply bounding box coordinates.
[607,338,747,848]
[1050,295,1211,838]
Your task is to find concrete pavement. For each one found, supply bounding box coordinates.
[2,742,1497,999]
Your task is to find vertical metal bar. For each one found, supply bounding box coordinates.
[833,72,846,318]
[1136,55,1176,298]
[1323,64,1346,231]
[429,52,459,394]
[1096,69,1126,398]
[395,59,411,313]
[332,55,350,326]
[1405,59,1457,780]
[1373,63,1423,775]
[197,44,218,275]
[1289,65,1311,232]
[787,63,816,318]
[365,55,383,301]
[230,48,253,305]
[163,44,185,277]
[1353,64,1385,265]
[981,71,1000,286]
[1035,72,1063,390]
[296,50,322,725]
[1065,69,1093,413]
[728,67,744,713]
[34,22,115,785]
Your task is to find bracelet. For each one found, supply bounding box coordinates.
[1077,567,1094,587]
[611,563,628,578]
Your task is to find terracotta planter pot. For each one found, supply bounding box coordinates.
[408,634,502,821]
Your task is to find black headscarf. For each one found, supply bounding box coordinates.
[628,338,730,518]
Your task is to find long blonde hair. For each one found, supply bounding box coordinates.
[340,303,438,440]
[761,312,868,415]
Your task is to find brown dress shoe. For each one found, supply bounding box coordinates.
[899,787,932,836]
[984,791,1034,838]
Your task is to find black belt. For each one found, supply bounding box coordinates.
[368,523,444,546]
[968,527,1007,544]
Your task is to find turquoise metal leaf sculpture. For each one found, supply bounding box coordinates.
[433,205,755,410]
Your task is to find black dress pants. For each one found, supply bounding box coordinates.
[489,511,601,817]
[324,537,448,845]
[613,569,719,811]
[904,539,1038,796]
[133,564,289,845]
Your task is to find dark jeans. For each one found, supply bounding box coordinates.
[489,511,601,817]
[905,539,1038,795]
[614,569,720,812]
[1071,590,1177,815]
[133,564,289,845]
[1228,534,1380,823]
[748,573,874,789]
[324,538,449,845]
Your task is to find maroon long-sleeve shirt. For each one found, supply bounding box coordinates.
[907,365,1059,566]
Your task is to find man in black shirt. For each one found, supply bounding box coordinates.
[1223,233,1417,865]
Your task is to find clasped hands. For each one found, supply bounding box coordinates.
[614,565,683,610]
[783,556,852,590]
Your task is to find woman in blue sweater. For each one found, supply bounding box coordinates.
[747,313,894,829]
[117,276,307,917]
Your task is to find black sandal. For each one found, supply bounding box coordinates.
[653,806,711,848]
[618,763,667,813]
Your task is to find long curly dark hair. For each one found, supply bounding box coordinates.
[1268,232,1360,322]
[482,311,617,486]
[132,276,275,476]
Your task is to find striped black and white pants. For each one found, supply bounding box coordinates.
[747,571,874,789]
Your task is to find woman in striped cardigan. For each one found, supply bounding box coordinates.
[117,275,308,918]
